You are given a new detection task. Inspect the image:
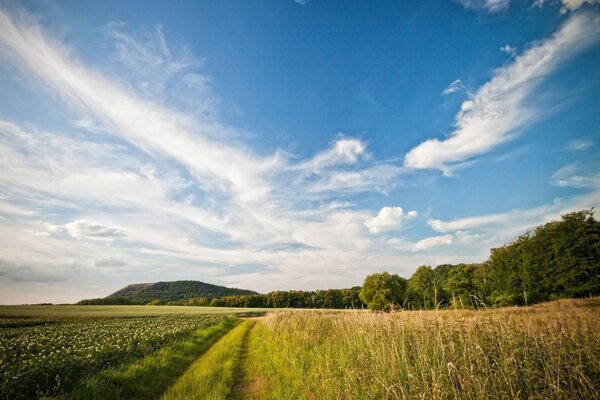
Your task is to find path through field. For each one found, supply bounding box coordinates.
[162,319,260,400]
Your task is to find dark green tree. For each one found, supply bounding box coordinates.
[407,265,437,309]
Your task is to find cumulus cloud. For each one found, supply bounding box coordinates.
[456,0,510,13]
[441,79,465,95]
[404,12,600,173]
[365,207,418,234]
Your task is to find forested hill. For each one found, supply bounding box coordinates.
[104,280,258,303]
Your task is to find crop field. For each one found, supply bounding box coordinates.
[1,298,599,399]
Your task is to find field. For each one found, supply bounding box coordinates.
[0,305,269,318]
[1,299,599,399]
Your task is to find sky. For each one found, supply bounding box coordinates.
[0,0,599,304]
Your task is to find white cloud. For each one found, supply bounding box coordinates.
[442,79,465,95]
[404,12,600,172]
[561,0,600,11]
[550,164,597,188]
[388,234,454,252]
[1,5,598,303]
[500,44,517,57]
[0,7,414,301]
[457,0,510,13]
[0,9,273,204]
[427,197,596,238]
[532,0,600,14]
[294,137,367,173]
[64,220,126,241]
[568,138,594,151]
[365,207,418,234]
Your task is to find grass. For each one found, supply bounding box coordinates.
[62,317,238,399]
[4,299,599,399]
[244,298,600,400]
[0,305,270,319]
[161,320,255,400]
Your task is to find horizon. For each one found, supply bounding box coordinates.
[1,0,600,304]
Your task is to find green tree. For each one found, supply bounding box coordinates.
[359,272,407,311]
[446,264,476,308]
[407,265,437,309]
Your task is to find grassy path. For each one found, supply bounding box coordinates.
[161,320,258,400]
[228,320,255,399]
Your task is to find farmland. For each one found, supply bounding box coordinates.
[1,298,599,399]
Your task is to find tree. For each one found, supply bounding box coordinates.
[484,209,600,305]
[359,272,407,311]
[446,264,476,308]
[407,265,436,309]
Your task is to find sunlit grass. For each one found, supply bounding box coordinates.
[161,320,254,400]
[246,298,600,399]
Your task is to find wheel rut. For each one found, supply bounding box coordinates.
[228,320,257,399]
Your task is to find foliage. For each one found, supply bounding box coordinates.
[77,297,135,305]
[104,280,258,304]
[359,272,407,311]
[180,287,364,310]
[404,209,600,309]
[407,265,437,309]
[484,209,600,305]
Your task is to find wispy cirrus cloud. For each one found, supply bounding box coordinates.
[0,6,412,300]
[441,79,465,96]
[404,12,600,174]
[550,164,598,188]
[1,4,599,303]
[456,0,510,13]
[568,138,594,151]
[388,234,454,252]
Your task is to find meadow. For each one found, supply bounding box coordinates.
[1,299,599,399]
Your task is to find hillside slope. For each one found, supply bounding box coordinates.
[107,280,258,303]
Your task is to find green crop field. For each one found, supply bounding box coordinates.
[1,298,599,399]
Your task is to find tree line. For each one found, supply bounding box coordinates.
[361,209,600,310]
[78,209,599,311]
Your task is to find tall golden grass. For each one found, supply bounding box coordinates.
[245,298,600,399]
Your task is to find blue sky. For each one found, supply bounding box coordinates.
[0,0,599,303]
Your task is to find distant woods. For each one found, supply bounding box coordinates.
[79,209,600,311]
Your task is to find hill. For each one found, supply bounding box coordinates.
[106,280,258,303]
